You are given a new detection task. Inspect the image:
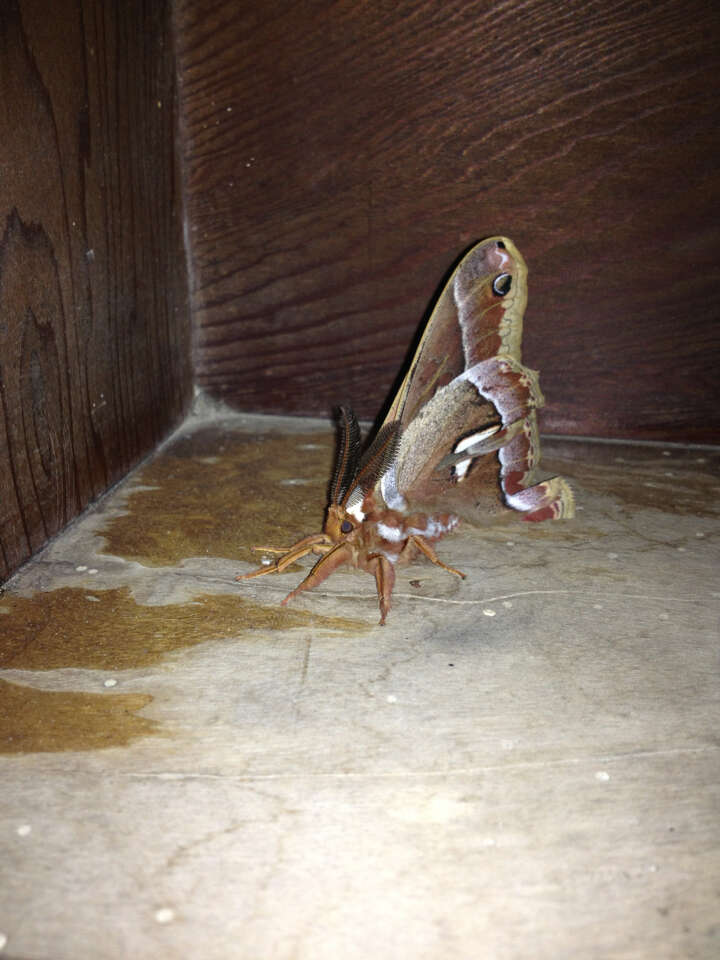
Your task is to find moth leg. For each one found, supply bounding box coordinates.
[372,555,396,626]
[409,535,466,579]
[280,541,354,606]
[236,534,331,581]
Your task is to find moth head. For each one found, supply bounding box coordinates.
[324,503,361,542]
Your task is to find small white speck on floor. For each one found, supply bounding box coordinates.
[662,450,671,457]
[664,471,674,477]
[104,679,118,688]
[280,478,310,486]
[505,541,515,547]
[261,558,272,566]
[386,694,398,703]
[648,863,658,872]
[643,481,657,488]
[502,600,513,609]
[607,552,619,560]
[75,565,88,572]
[154,908,175,924]
[696,457,707,464]
[677,547,686,553]
[298,443,323,450]
[659,613,670,621]
[16,824,32,837]
[593,603,603,610]
[595,771,610,782]
[85,595,100,602]
[695,532,705,538]
[88,568,98,575]
[0,931,7,950]
[482,608,496,617]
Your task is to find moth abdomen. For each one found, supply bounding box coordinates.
[370,510,459,558]
[405,512,459,542]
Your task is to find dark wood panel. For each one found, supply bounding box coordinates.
[176,0,720,443]
[0,0,192,582]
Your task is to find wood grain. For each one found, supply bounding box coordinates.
[176,0,720,442]
[0,0,191,582]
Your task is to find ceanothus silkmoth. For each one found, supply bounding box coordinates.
[237,237,574,623]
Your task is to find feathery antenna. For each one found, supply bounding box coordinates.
[341,421,401,506]
[329,406,362,504]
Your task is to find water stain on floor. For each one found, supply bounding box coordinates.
[0,678,157,754]
[0,585,363,754]
[0,426,369,757]
[99,427,335,567]
[0,586,363,672]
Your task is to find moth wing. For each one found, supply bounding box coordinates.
[382,270,465,429]
[378,236,526,514]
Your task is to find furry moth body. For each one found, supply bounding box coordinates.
[237,237,574,624]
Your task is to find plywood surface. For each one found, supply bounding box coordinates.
[176,0,720,441]
[2,411,719,959]
[0,0,191,581]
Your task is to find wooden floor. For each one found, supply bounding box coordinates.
[1,411,718,960]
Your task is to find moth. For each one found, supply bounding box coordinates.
[237,236,574,624]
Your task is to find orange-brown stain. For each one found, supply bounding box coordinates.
[0,425,368,757]
[0,678,157,754]
[0,585,362,754]
[99,427,335,567]
[0,586,362,672]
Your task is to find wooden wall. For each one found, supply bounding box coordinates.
[176,0,720,443]
[1,0,717,581]
[0,0,191,582]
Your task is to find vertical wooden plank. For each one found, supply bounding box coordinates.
[0,0,191,581]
